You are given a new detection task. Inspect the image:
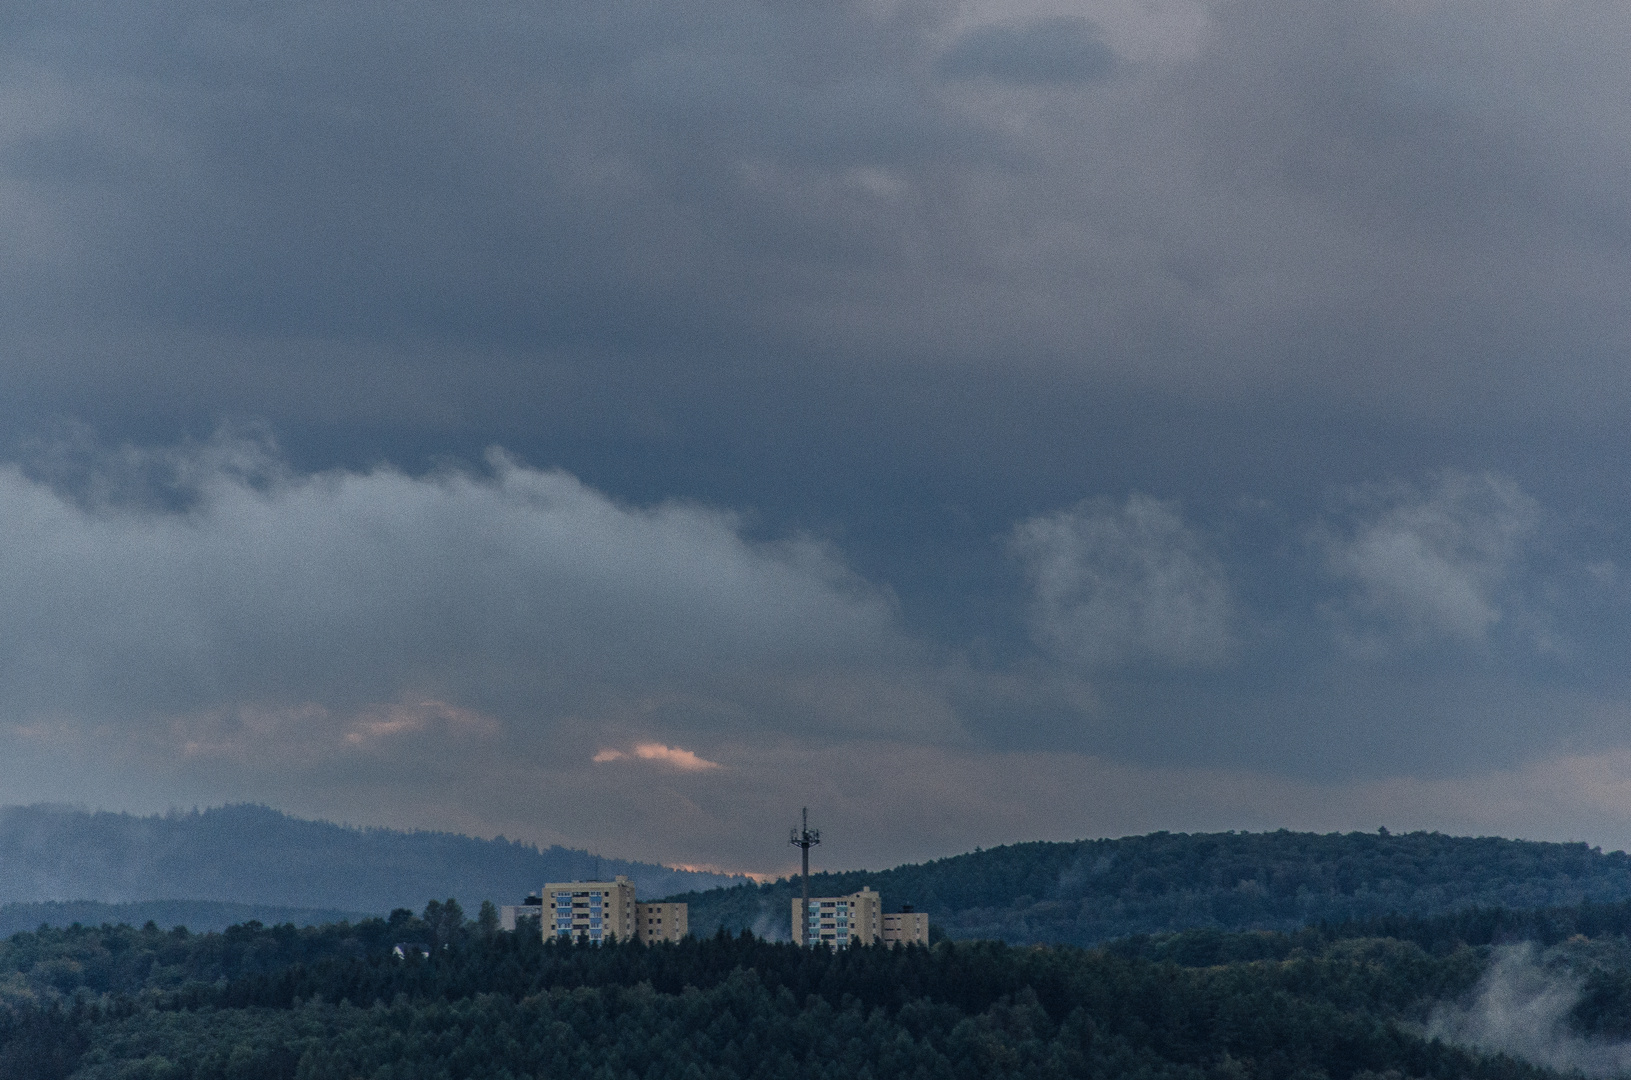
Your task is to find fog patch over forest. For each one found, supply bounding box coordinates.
[1430,945,1631,1078]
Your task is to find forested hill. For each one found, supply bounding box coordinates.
[667,829,1631,945]
[0,804,741,916]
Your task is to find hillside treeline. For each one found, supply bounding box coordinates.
[0,804,738,913]
[669,829,1631,944]
[2,896,1625,1079]
[0,902,369,939]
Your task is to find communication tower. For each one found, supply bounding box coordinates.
[789,807,820,945]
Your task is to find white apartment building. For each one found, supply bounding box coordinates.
[545,876,637,943]
[537,876,690,944]
[792,886,930,948]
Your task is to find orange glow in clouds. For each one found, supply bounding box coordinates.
[592,742,722,771]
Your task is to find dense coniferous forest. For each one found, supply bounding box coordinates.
[11,896,1631,1079]
[0,805,740,913]
[667,830,1631,944]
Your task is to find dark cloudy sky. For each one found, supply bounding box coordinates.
[4,0,1631,875]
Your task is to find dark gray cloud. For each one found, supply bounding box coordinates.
[1,0,1631,867]
[935,18,1116,85]
[2,0,1624,406]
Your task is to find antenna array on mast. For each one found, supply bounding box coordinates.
[790,807,820,946]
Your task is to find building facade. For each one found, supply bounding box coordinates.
[536,876,689,944]
[881,909,929,946]
[793,886,927,948]
[544,876,637,943]
[794,889,862,947]
[636,901,688,943]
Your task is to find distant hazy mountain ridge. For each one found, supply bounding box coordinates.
[667,829,1631,945]
[0,804,742,917]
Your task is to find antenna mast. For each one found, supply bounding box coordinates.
[789,807,820,946]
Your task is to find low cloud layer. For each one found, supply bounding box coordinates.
[0,438,1627,867]
[0,436,923,750]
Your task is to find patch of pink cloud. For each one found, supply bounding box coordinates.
[592,743,722,771]
[634,742,721,770]
[344,700,500,746]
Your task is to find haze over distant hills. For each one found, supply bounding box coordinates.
[0,803,743,928]
[666,829,1631,945]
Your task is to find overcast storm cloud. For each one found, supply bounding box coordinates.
[4,0,1631,869]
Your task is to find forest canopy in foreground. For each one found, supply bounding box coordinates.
[9,897,1631,1079]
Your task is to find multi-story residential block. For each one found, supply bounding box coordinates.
[544,876,637,943]
[881,907,929,946]
[635,901,688,943]
[793,886,926,948]
[536,876,689,944]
